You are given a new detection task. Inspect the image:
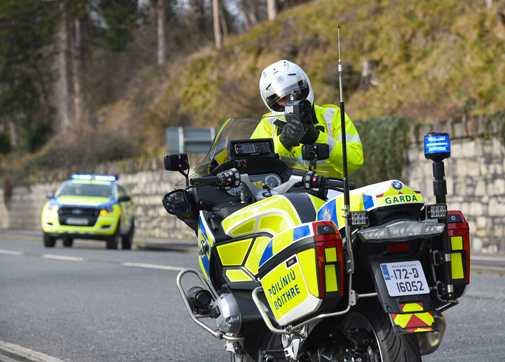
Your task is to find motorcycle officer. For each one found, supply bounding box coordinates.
[252,60,363,179]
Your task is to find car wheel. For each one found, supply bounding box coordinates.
[43,233,56,248]
[62,237,74,247]
[106,222,120,249]
[121,220,134,250]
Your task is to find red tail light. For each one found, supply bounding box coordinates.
[311,221,344,298]
[388,243,410,252]
[447,210,470,296]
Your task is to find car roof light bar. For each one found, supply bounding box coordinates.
[71,174,117,181]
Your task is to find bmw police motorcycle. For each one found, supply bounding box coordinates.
[162,110,470,361]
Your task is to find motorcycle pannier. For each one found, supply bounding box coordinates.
[257,221,344,326]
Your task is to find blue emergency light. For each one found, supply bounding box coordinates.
[71,174,117,181]
[424,132,450,162]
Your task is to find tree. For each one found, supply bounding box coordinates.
[190,0,205,34]
[56,3,70,128]
[267,0,277,20]
[0,0,59,152]
[213,0,223,48]
[157,0,167,64]
[61,0,142,124]
[242,0,258,30]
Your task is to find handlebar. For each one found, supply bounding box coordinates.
[292,169,355,190]
[190,168,355,195]
[190,168,241,191]
[190,175,221,186]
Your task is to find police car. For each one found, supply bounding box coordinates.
[41,174,135,249]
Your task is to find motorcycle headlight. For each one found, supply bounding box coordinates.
[358,220,445,242]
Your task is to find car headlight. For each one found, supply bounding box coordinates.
[99,206,114,215]
[48,204,59,212]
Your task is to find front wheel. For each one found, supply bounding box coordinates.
[62,237,73,247]
[43,233,56,247]
[106,223,120,249]
[341,298,421,362]
[121,220,134,250]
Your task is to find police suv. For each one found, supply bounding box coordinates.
[41,174,135,249]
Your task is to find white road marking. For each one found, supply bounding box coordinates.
[41,254,84,262]
[0,249,185,271]
[0,353,20,362]
[0,250,23,255]
[122,262,185,271]
[471,265,505,272]
[471,256,505,262]
[0,340,66,362]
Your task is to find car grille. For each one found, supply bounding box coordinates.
[58,207,99,226]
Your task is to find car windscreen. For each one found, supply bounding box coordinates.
[58,183,114,198]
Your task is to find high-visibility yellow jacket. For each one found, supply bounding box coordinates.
[251,104,363,178]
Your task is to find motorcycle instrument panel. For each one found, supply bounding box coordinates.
[226,173,281,196]
[228,138,275,160]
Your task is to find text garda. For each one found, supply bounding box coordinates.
[384,194,420,204]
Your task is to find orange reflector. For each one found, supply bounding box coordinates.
[389,243,409,251]
[100,210,108,215]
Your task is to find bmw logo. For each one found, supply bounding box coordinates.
[392,181,403,191]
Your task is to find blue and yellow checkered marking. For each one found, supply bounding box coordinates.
[259,224,312,268]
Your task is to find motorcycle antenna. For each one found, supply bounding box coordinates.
[338,25,355,276]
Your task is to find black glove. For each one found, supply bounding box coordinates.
[279,119,304,149]
[300,124,320,144]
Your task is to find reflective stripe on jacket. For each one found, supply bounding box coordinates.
[251,104,363,178]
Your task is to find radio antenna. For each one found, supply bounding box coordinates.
[338,25,354,276]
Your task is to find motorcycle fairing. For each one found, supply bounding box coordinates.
[198,212,216,279]
[221,194,324,238]
[215,236,267,289]
[317,180,424,228]
[222,195,302,238]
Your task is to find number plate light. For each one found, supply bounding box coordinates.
[358,220,445,242]
[349,211,368,226]
[426,203,447,219]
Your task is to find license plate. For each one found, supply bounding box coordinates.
[380,261,429,297]
[66,218,89,226]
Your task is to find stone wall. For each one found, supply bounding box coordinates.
[0,116,503,254]
[0,157,199,240]
[403,116,504,254]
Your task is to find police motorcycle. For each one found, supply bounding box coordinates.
[162,110,470,361]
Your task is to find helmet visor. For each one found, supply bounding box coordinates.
[264,79,310,112]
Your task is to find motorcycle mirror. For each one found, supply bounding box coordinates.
[164,153,189,171]
[302,143,330,161]
[164,153,190,187]
[162,190,194,218]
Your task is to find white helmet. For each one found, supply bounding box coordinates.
[259,60,314,118]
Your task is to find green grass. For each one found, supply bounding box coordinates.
[137,0,505,136]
